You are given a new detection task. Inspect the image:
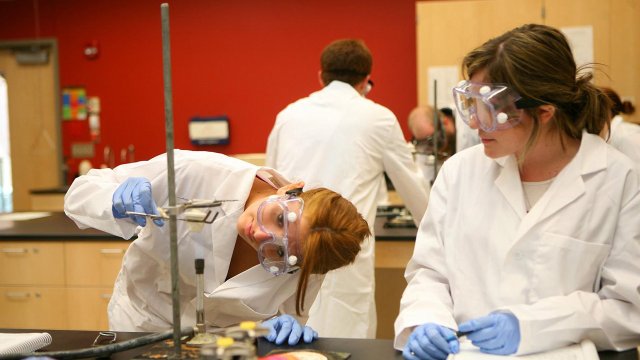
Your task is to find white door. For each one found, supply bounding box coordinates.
[0,74,10,212]
[0,43,60,211]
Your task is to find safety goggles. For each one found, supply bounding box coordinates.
[452,81,543,132]
[256,189,304,276]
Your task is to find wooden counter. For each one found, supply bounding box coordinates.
[0,211,124,240]
[29,187,68,212]
[0,212,128,330]
[372,217,416,339]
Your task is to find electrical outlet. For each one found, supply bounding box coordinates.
[71,142,95,158]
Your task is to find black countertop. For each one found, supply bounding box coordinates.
[0,212,124,240]
[0,329,635,360]
[0,212,417,242]
[30,186,69,194]
[374,216,417,241]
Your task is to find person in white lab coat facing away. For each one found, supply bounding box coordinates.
[601,87,640,166]
[407,105,454,184]
[64,150,370,345]
[266,39,429,339]
[396,24,640,359]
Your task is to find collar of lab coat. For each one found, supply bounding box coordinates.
[610,115,624,133]
[492,132,607,224]
[213,264,298,293]
[317,80,362,100]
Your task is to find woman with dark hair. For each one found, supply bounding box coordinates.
[396,24,640,359]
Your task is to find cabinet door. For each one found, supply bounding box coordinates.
[65,241,129,286]
[374,241,415,339]
[0,286,67,329]
[0,242,65,285]
[66,287,112,330]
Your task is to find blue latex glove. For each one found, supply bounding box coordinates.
[111,177,163,227]
[458,312,520,355]
[261,314,318,345]
[403,323,459,360]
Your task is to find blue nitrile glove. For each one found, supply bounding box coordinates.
[111,177,164,227]
[458,312,520,355]
[403,323,460,360]
[261,314,318,345]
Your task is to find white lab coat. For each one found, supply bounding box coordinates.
[395,133,640,354]
[64,150,322,331]
[608,115,640,166]
[266,81,429,338]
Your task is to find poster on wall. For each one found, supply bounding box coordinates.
[560,26,594,70]
[62,87,87,120]
[427,66,459,108]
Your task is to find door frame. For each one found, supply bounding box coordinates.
[0,38,62,189]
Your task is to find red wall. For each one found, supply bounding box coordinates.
[0,0,417,183]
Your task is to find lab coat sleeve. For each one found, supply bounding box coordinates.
[394,166,456,350]
[503,174,640,355]
[382,119,430,224]
[64,154,172,240]
[265,115,282,169]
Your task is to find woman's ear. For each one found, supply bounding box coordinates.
[277,181,305,196]
[537,104,556,124]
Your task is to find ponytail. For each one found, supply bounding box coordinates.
[569,71,610,137]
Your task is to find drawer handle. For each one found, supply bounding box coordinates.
[1,248,28,254]
[100,249,125,254]
[100,293,112,299]
[5,292,30,300]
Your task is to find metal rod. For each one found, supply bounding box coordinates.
[160,3,181,358]
[432,79,439,182]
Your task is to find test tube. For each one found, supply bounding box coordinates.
[195,258,205,334]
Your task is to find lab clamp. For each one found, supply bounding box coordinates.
[125,198,237,228]
[125,197,235,342]
[125,200,272,360]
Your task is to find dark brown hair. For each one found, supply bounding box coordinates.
[320,39,372,86]
[294,188,370,315]
[462,24,611,155]
[601,87,636,117]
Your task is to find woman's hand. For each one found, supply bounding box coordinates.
[261,314,318,345]
[403,323,459,360]
[458,312,520,355]
[111,177,163,227]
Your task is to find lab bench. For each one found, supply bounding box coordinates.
[0,329,635,360]
[0,212,417,339]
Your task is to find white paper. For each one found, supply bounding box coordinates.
[448,339,598,360]
[0,212,51,221]
[560,26,594,69]
[0,332,52,355]
[427,66,459,108]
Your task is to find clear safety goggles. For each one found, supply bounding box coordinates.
[453,81,542,132]
[256,189,305,276]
